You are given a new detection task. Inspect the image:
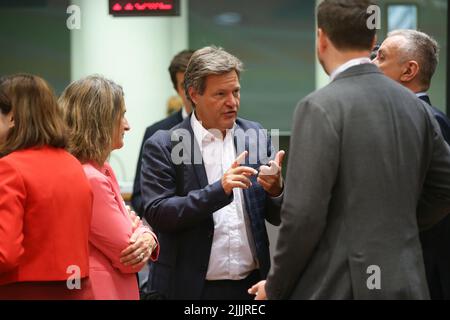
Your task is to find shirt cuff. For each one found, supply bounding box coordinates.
[269,188,284,204]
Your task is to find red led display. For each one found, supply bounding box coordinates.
[109,0,180,16]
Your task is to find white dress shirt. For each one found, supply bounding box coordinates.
[191,113,257,280]
[330,57,372,81]
[416,92,428,99]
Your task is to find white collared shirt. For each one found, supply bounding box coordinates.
[330,57,372,81]
[416,92,428,98]
[191,113,257,280]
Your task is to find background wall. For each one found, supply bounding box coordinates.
[71,0,189,191]
[0,0,71,93]
[189,0,316,134]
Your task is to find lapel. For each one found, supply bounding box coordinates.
[174,116,209,188]
[233,121,250,166]
[233,121,259,208]
[174,118,260,197]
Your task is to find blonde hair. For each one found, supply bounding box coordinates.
[59,75,124,165]
[0,74,66,157]
[167,95,183,115]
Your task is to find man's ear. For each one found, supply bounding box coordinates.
[188,87,198,105]
[317,28,328,53]
[400,60,419,83]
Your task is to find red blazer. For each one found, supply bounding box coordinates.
[0,147,93,289]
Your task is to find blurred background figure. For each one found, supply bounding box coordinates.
[131,49,195,218]
[0,74,93,300]
[166,95,183,116]
[60,75,159,300]
[373,29,450,300]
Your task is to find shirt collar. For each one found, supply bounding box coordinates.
[330,57,372,81]
[190,112,236,151]
[415,92,428,98]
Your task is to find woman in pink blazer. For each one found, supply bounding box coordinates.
[60,75,159,300]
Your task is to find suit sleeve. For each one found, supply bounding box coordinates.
[265,100,340,299]
[141,133,233,233]
[0,161,26,273]
[434,112,450,145]
[88,174,140,274]
[131,127,155,217]
[417,110,450,230]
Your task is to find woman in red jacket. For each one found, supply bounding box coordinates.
[60,75,159,300]
[0,74,93,299]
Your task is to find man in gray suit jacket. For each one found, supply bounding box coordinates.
[249,0,450,299]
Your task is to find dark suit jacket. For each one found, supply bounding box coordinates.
[140,116,281,299]
[420,95,450,143]
[265,64,450,299]
[418,94,450,300]
[131,110,183,216]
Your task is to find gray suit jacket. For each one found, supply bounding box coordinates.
[266,64,450,299]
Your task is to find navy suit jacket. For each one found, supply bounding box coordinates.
[420,95,450,143]
[418,95,450,299]
[131,110,184,216]
[140,116,281,299]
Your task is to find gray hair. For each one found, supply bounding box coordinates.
[184,46,244,107]
[388,29,439,90]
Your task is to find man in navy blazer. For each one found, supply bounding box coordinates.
[140,46,284,299]
[374,29,450,299]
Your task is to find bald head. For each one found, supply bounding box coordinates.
[373,29,439,92]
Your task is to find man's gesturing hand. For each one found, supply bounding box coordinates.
[258,150,285,197]
[222,151,258,195]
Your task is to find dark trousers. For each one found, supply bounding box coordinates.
[200,270,261,300]
[420,215,450,300]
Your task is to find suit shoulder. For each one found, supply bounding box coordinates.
[0,155,21,175]
[82,163,108,183]
[236,117,265,130]
[144,111,182,138]
[145,128,173,150]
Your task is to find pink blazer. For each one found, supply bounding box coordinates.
[83,162,158,300]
